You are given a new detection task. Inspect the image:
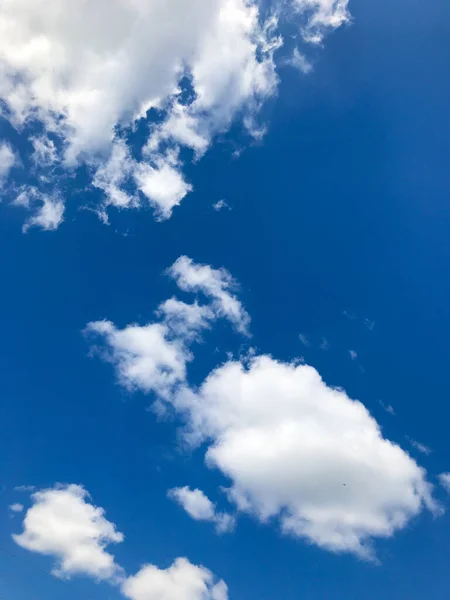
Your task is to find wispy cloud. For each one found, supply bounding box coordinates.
[299,333,310,347]
[379,400,395,416]
[212,199,232,212]
[408,437,432,456]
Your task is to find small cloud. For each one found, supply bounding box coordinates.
[12,186,65,233]
[348,350,358,360]
[379,400,395,416]
[343,310,356,321]
[299,333,309,347]
[212,199,232,212]
[0,141,17,187]
[343,311,375,331]
[14,485,36,492]
[320,337,330,351]
[364,319,375,331]
[168,486,235,534]
[439,473,450,493]
[286,48,313,74]
[9,503,24,513]
[408,437,432,455]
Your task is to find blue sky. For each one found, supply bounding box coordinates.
[1,0,450,599]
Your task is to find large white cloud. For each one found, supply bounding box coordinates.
[13,484,124,580]
[172,355,438,559]
[122,558,228,600]
[0,0,350,226]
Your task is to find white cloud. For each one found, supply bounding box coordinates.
[168,487,235,534]
[293,0,351,43]
[93,142,191,221]
[287,48,313,74]
[168,256,250,335]
[134,153,192,221]
[320,337,329,350]
[85,320,192,398]
[31,136,58,167]
[299,333,309,347]
[212,200,231,212]
[92,139,137,213]
[122,558,228,600]
[9,503,24,513]
[379,400,395,416]
[0,141,16,186]
[364,318,375,331]
[156,298,214,340]
[12,186,65,232]
[348,350,357,360]
[173,355,438,559]
[13,484,124,581]
[14,485,36,492]
[408,438,432,456]
[439,473,450,493]
[23,195,64,232]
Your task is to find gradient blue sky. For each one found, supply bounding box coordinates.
[1,0,450,599]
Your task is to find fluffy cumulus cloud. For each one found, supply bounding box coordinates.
[123,558,228,600]
[0,0,350,227]
[13,484,124,580]
[85,317,197,399]
[172,356,437,559]
[168,487,235,533]
[86,256,249,398]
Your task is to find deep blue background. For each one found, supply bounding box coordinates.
[1,0,450,598]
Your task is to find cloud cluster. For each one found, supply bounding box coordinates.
[169,487,236,534]
[13,484,228,599]
[86,256,250,399]
[0,0,350,227]
[86,257,438,560]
